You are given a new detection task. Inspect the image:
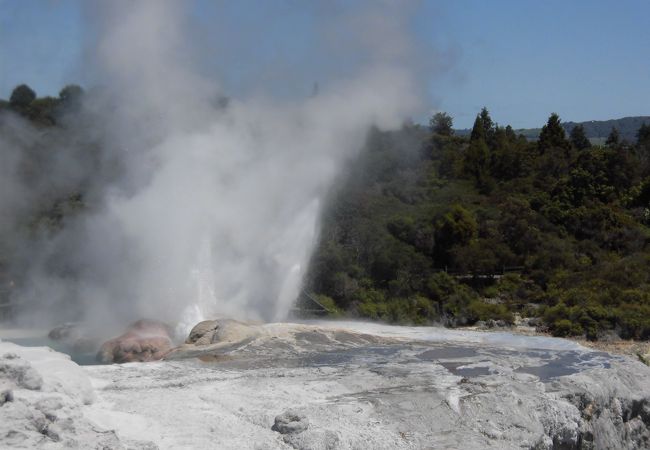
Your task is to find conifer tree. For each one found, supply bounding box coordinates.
[465,114,492,192]
[570,124,591,150]
[538,113,569,153]
[470,114,485,142]
[637,123,650,148]
[479,107,496,148]
[479,107,493,136]
[606,127,620,147]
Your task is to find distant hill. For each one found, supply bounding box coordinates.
[562,116,650,142]
[456,116,650,143]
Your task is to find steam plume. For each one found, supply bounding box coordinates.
[5,0,424,335]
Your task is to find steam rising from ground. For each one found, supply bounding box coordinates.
[3,1,423,334]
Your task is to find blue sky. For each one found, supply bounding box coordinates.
[1,0,648,128]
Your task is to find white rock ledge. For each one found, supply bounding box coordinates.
[1,321,650,449]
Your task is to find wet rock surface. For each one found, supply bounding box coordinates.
[96,319,173,363]
[3,320,650,449]
[164,319,387,362]
[82,321,650,449]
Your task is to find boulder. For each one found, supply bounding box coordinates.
[185,320,221,345]
[272,410,310,434]
[48,323,78,341]
[185,319,258,346]
[164,318,262,360]
[97,319,173,364]
[48,323,98,353]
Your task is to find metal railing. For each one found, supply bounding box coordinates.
[433,265,525,278]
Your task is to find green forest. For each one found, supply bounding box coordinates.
[2,84,650,342]
[306,109,650,341]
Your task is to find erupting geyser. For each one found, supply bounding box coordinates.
[5,0,424,335]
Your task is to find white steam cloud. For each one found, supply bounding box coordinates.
[6,0,424,335]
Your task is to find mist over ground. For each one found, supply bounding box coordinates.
[0,0,428,336]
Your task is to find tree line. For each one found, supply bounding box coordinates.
[307,107,650,340]
[0,83,84,125]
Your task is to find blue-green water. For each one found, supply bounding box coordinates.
[3,336,101,365]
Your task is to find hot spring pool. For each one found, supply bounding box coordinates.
[0,330,100,365]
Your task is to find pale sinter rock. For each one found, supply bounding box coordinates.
[0,352,43,390]
[0,343,149,449]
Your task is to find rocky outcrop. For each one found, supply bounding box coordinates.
[8,320,648,449]
[184,318,256,346]
[185,320,221,345]
[0,353,43,390]
[96,319,173,363]
[0,343,150,449]
[85,321,650,449]
[164,318,262,360]
[560,377,650,449]
[165,319,387,361]
[47,323,76,341]
[271,410,342,450]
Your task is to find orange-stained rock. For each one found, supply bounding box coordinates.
[97,319,173,363]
